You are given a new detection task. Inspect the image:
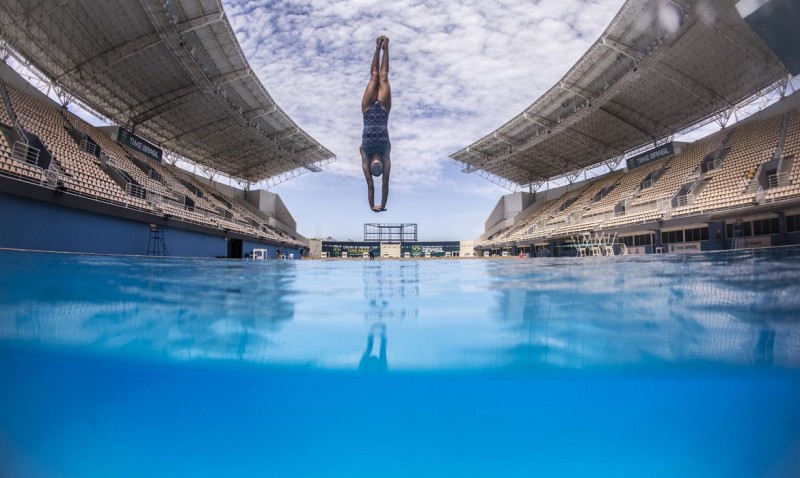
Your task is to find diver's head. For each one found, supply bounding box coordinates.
[369,154,384,177]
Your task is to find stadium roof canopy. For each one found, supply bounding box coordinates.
[450,0,789,189]
[0,0,335,183]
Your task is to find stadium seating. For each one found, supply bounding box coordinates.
[0,98,12,127]
[165,166,301,245]
[546,171,623,227]
[581,160,664,221]
[480,105,800,249]
[764,109,800,201]
[628,130,726,211]
[66,113,180,202]
[513,178,606,241]
[0,81,302,246]
[674,114,784,216]
[0,152,42,183]
[5,83,150,209]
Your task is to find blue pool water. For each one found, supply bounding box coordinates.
[1,248,799,477]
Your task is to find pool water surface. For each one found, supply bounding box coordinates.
[1,248,799,477]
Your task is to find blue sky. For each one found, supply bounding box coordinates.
[219,0,627,240]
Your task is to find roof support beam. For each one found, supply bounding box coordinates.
[527,111,623,156]
[129,86,203,125]
[245,104,278,121]
[163,119,235,143]
[176,11,224,34]
[211,67,252,87]
[53,31,163,83]
[465,147,536,181]
[644,64,720,110]
[596,105,653,140]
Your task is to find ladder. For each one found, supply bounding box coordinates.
[731,222,743,250]
[147,224,168,256]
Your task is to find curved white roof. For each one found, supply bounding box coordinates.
[451,0,788,187]
[0,0,335,182]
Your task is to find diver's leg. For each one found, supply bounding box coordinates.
[361,37,383,113]
[377,37,391,113]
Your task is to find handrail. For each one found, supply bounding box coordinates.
[674,194,692,207]
[79,138,99,157]
[768,171,789,188]
[13,120,29,146]
[11,141,40,165]
[125,182,146,199]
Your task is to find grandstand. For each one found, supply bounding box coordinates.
[0,0,334,257]
[452,0,800,256]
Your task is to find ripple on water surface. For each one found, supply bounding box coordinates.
[1,248,800,477]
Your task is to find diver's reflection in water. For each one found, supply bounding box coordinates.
[359,323,388,373]
[755,328,775,366]
[362,263,420,322]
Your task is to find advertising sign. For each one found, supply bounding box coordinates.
[116,127,163,162]
[668,242,702,253]
[401,242,460,258]
[737,236,773,249]
[626,142,675,170]
[322,242,378,257]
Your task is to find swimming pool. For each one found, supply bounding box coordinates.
[1,248,799,477]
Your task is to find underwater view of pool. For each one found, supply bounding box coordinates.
[1,248,799,477]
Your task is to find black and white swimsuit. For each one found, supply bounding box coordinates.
[362,101,390,156]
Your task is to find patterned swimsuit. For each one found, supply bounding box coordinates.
[362,101,390,156]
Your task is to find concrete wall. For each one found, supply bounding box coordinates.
[307,239,322,258]
[244,189,297,232]
[484,191,535,232]
[0,192,226,257]
[0,191,303,258]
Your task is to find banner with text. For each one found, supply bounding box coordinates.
[626,142,675,170]
[737,236,773,249]
[322,242,378,257]
[401,243,460,258]
[116,128,163,162]
[668,242,702,253]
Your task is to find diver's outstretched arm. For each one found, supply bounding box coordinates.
[376,144,391,211]
[360,146,376,209]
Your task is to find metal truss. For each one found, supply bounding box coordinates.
[0,0,335,184]
[451,0,788,189]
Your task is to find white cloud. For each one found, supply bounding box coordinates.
[222,0,625,238]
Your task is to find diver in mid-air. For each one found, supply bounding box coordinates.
[360,35,391,212]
